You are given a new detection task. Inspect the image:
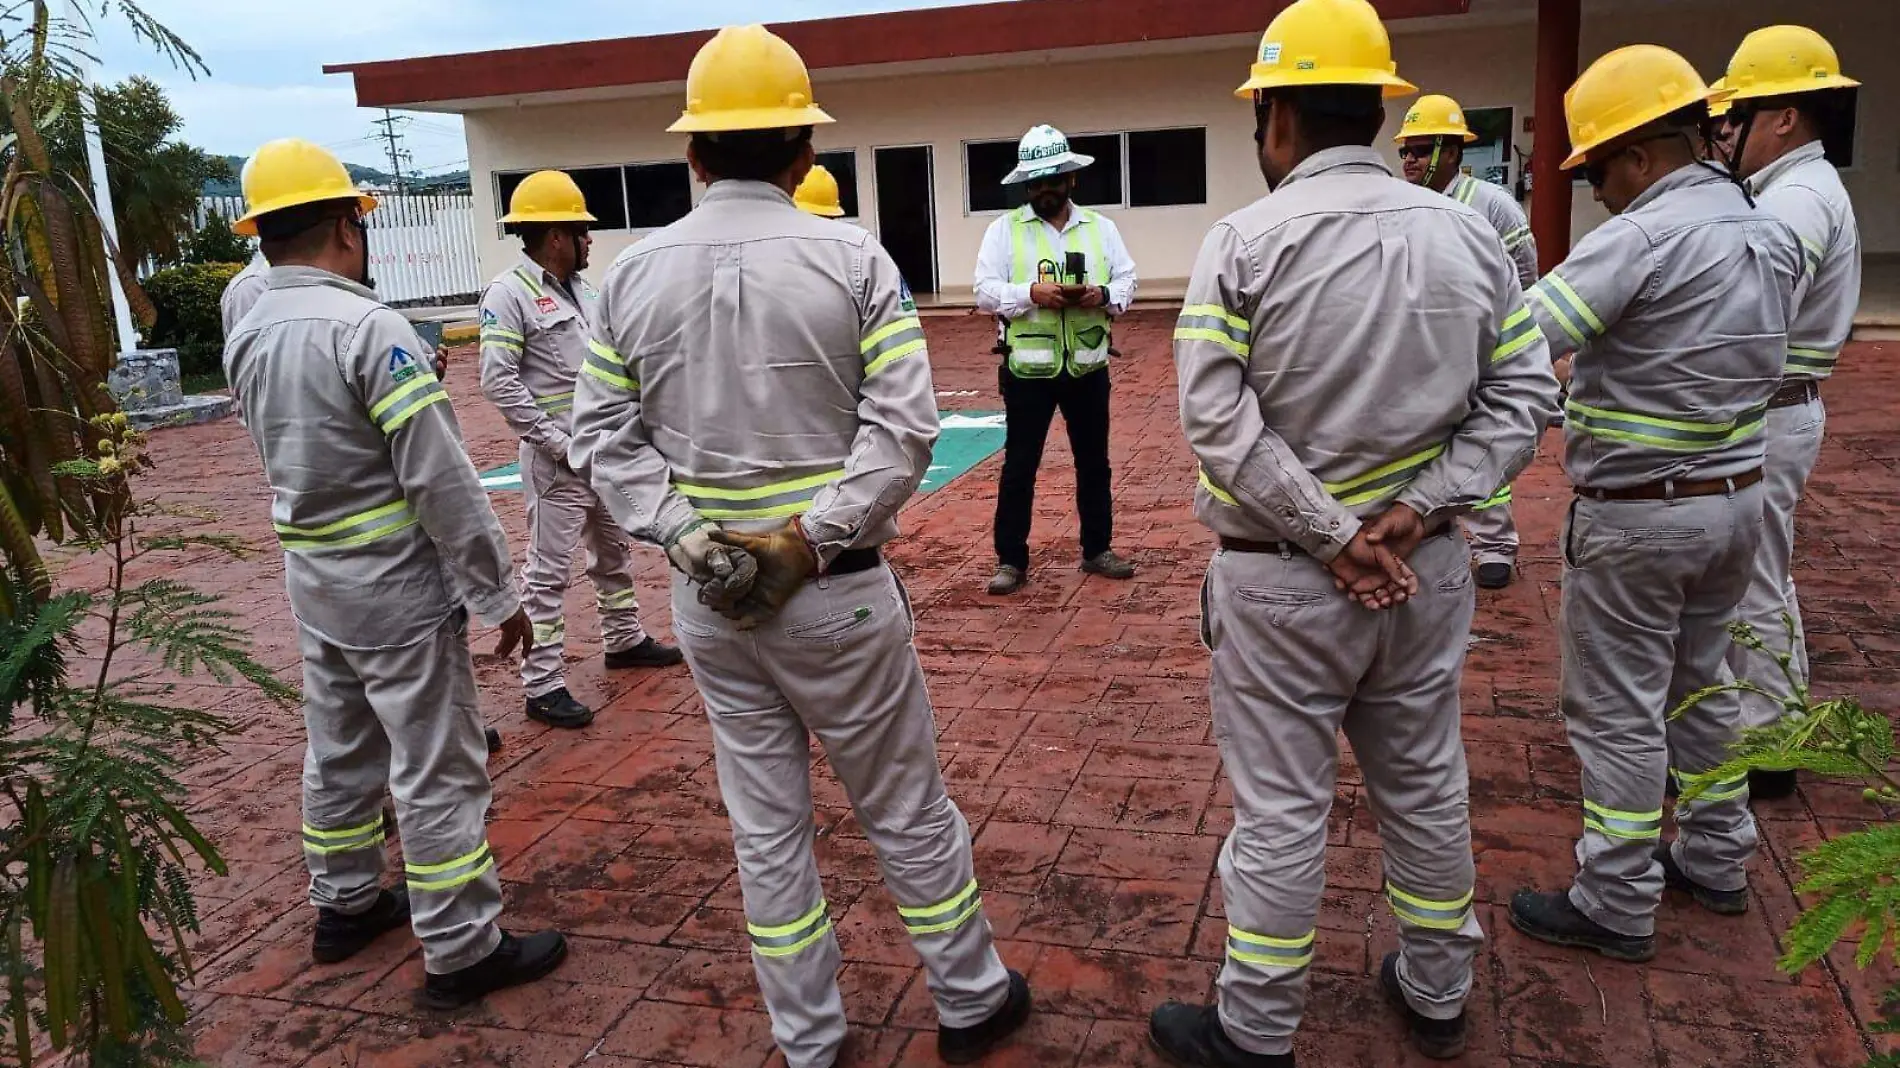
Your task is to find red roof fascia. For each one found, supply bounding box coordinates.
[324,0,1471,108]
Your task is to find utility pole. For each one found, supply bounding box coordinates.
[370,109,412,193]
[66,0,136,353]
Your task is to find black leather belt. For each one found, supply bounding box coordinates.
[1219,524,1452,557]
[825,548,882,576]
[1769,377,1820,410]
[1574,467,1763,502]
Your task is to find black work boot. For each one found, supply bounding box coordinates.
[1655,842,1749,915]
[1475,562,1513,590]
[939,969,1031,1064]
[1749,768,1798,801]
[1380,952,1466,1060]
[526,687,594,729]
[604,637,684,669]
[1147,1002,1292,1067]
[312,887,411,964]
[484,727,502,755]
[1508,889,1655,962]
[1081,550,1136,580]
[421,929,569,1010]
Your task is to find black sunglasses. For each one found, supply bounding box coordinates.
[1396,144,1442,161]
[1025,177,1068,193]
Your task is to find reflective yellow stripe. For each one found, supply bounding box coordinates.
[1174,327,1249,358]
[1226,926,1315,969]
[1323,445,1446,508]
[279,516,417,552]
[532,620,566,646]
[1564,399,1765,452]
[1529,287,1586,347]
[866,338,927,377]
[302,819,384,840]
[898,879,984,936]
[1541,273,1604,336]
[482,326,524,342]
[276,500,410,540]
[1471,485,1513,510]
[276,500,418,552]
[407,856,496,893]
[1673,767,1749,803]
[513,268,544,298]
[1786,347,1836,374]
[599,589,639,610]
[674,469,844,502]
[382,390,449,432]
[1180,304,1250,334]
[484,339,523,353]
[1385,883,1473,931]
[583,361,636,390]
[748,900,832,958]
[367,375,439,422]
[1582,799,1662,840]
[304,834,386,856]
[1493,307,1541,363]
[1198,466,1239,506]
[861,317,923,354]
[583,339,637,390]
[406,843,492,877]
[535,391,577,410]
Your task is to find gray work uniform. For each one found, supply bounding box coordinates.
[1525,164,1801,937]
[569,180,1009,1068]
[1728,142,1861,728]
[1443,173,1539,569]
[225,266,519,975]
[480,258,651,699]
[1176,147,1559,1057]
[220,255,270,339]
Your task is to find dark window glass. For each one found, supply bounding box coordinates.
[567,167,627,230]
[1819,86,1857,167]
[1067,133,1123,207]
[815,151,861,217]
[1127,128,1207,207]
[966,140,1025,212]
[496,171,527,217]
[624,162,692,229]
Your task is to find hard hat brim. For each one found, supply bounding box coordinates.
[1721,72,1861,103]
[1001,153,1094,186]
[797,201,847,217]
[233,192,379,237]
[1394,128,1480,144]
[667,104,835,134]
[1560,85,1722,171]
[1235,67,1418,100]
[498,209,600,224]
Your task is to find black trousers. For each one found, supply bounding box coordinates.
[993,366,1113,570]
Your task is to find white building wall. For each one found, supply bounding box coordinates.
[462,0,1895,292]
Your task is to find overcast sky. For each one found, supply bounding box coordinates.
[94,0,985,171]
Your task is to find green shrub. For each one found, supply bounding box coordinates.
[140,262,241,376]
[183,212,251,265]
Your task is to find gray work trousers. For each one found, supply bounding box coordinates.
[1561,486,1765,938]
[670,565,1010,1068]
[1205,535,1484,1058]
[1727,399,1825,729]
[1462,499,1518,568]
[299,611,504,974]
[520,443,648,698]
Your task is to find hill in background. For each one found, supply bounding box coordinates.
[204,155,470,196]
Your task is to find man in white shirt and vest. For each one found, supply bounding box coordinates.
[974,126,1139,596]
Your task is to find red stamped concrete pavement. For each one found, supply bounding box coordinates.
[65,312,1899,1067]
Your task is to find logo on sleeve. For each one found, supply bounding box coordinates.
[389,346,420,383]
[481,308,497,325]
[899,278,917,313]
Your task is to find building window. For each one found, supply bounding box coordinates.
[1128,128,1208,207]
[494,166,628,230]
[1460,107,1516,189]
[815,150,861,217]
[1066,134,1122,207]
[624,161,691,229]
[965,140,1026,213]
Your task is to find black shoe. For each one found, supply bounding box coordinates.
[484,727,502,755]
[987,565,1026,596]
[1749,768,1798,801]
[939,969,1031,1064]
[1081,550,1136,580]
[1147,1002,1292,1067]
[1508,889,1655,962]
[1655,842,1749,916]
[1475,562,1513,589]
[525,688,594,729]
[604,637,683,669]
[1379,952,1466,1060]
[312,887,411,964]
[421,929,569,1010]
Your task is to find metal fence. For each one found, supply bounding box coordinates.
[191,193,483,305]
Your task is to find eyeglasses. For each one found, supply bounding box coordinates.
[1396,144,1442,161]
[1025,177,1067,193]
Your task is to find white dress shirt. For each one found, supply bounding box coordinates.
[974,204,1139,319]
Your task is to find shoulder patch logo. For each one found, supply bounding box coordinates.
[899,278,917,313]
[481,308,497,325]
[389,345,420,383]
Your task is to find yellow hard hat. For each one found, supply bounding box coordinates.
[1396,94,1478,142]
[1722,25,1859,103]
[1561,44,1716,170]
[793,165,845,217]
[1234,0,1417,100]
[500,170,597,225]
[1707,77,1732,119]
[234,138,378,237]
[668,24,836,134]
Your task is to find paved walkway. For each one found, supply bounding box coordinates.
[86,312,1899,1066]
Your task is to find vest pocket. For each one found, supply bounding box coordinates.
[1007,333,1062,379]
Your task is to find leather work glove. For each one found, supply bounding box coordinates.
[666,521,760,614]
[709,520,820,630]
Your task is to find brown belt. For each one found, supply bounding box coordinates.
[1574,468,1763,502]
[1219,524,1452,557]
[1769,377,1820,410]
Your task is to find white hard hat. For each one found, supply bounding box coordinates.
[1001,125,1094,186]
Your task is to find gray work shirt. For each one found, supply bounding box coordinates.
[1749,141,1861,379]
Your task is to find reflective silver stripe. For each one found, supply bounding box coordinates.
[671,469,844,522]
[748,900,831,958]
[532,619,566,646]
[1583,799,1663,841]
[405,842,495,893]
[581,340,636,391]
[275,500,417,552]
[1673,767,1748,803]
[898,879,984,936]
[862,317,927,377]
[598,589,639,611]
[1565,399,1766,453]
[1322,445,1446,508]
[1385,882,1474,931]
[1502,225,1533,250]
[535,391,576,414]
[1226,926,1314,969]
[302,818,385,856]
[1494,306,1540,363]
[368,375,450,434]
[1785,347,1836,375]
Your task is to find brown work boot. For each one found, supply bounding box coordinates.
[1081,550,1136,580]
[988,565,1026,596]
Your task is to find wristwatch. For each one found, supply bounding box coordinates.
[1096,285,1111,308]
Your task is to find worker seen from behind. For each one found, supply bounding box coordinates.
[223,139,567,1007]
[568,25,1028,1068]
[1506,45,1801,962]
[1715,25,1862,802]
[974,124,1139,596]
[221,251,269,338]
[1396,93,1539,590]
[1148,1,1559,1064]
[479,169,681,732]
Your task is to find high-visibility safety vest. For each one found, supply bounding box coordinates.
[1003,205,1112,379]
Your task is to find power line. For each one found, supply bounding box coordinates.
[369,109,413,192]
